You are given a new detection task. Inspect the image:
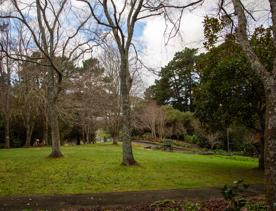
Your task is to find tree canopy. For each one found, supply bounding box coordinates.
[148,48,198,112]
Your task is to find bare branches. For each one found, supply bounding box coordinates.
[77,0,115,28]
[239,0,256,22]
[218,0,235,33]
[141,0,205,43]
[143,0,204,11]
[0,43,48,66]
[1,0,97,82]
[126,0,144,50]
[62,14,91,58]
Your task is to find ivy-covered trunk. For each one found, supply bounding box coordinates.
[264,80,276,210]
[120,54,136,166]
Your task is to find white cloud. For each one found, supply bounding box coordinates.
[138,0,271,87]
[139,8,205,86]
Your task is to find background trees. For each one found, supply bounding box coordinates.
[146,33,268,167]
[135,101,166,140]
[202,0,276,206]
[15,57,44,147]
[195,37,265,168]
[149,48,198,112]
[1,0,96,157]
[0,19,11,148]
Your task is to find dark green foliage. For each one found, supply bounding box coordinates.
[149,48,198,112]
[203,16,223,49]
[164,106,194,136]
[163,139,173,151]
[203,16,234,50]
[195,38,265,134]
[245,202,267,211]
[251,26,275,72]
[184,134,209,148]
[222,180,249,211]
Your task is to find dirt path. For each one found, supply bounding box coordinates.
[0,184,264,211]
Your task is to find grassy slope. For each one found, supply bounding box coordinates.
[0,143,263,196]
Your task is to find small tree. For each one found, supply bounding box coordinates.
[136,101,165,140]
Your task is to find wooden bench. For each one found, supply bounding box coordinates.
[163,139,173,151]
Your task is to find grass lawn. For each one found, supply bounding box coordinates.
[0,143,263,196]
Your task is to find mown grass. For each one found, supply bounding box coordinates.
[0,143,263,196]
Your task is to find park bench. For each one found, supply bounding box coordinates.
[163,139,173,151]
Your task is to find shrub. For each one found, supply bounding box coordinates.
[185,134,210,148]
[222,180,249,211]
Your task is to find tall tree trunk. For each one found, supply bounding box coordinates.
[77,135,80,145]
[113,136,118,145]
[151,123,156,140]
[231,0,276,208]
[43,106,49,145]
[257,109,266,170]
[226,127,230,152]
[112,115,120,145]
[48,101,62,157]
[4,116,10,148]
[86,130,90,144]
[264,82,276,209]
[25,122,32,147]
[25,112,35,147]
[25,127,31,147]
[259,129,265,170]
[47,69,62,158]
[4,55,10,149]
[120,55,137,166]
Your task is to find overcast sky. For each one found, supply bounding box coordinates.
[136,0,215,87]
[0,0,271,89]
[136,0,270,87]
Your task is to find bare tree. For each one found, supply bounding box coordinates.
[76,58,106,144]
[156,106,166,139]
[1,0,96,157]
[78,0,204,165]
[15,59,43,147]
[135,101,167,140]
[100,46,121,145]
[139,101,159,139]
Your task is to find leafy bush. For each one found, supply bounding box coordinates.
[96,129,111,140]
[180,201,201,211]
[185,134,210,148]
[222,180,249,211]
[150,200,200,211]
[245,202,267,211]
[184,134,198,144]
[141,132,154,140]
